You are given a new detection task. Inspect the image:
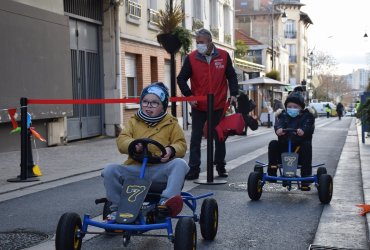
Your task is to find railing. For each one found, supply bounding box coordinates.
[289,55,297,63]
[148,8,159,25]
[126,0,141,19]
[224,33,231,44]
[284,31,297,39]
[210,27,219,40]
[192,17,204,31]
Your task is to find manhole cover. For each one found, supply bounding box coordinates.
[0,230,50,250]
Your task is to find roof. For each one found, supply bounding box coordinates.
[300,11,313,25]
[235,30,264,46]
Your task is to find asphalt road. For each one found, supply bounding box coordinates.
[0,117,352,250]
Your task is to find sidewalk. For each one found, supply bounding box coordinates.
[311,119,370,249]
[0,119,369,249]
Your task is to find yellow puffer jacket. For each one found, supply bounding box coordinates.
[117,113,187,165]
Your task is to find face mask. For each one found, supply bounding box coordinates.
[196,44,208,54]
[287,108,300,118]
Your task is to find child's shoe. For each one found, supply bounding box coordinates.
[158,195,183,217]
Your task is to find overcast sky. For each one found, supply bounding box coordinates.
[300,0,370,75]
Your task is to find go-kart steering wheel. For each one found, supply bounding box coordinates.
[282,128,297,134]
[128,138,167,164]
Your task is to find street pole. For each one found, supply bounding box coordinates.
[271,5,274,70]
[169,0,177,117]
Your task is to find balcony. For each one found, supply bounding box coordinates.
[224,33,231,44]
[192,17,204,31]
[284,31,297,39]
[126,0,141,24]
[289,55,297,63]
[210,28,219,40]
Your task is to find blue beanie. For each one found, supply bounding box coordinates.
[140,82,169,111]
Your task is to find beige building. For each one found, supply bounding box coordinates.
[235,0,312,87]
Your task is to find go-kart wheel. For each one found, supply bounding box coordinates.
[318,174,333,204]
[248,172,263,201]
[128,138,167,164]
[317,167,327,181]
[254,164,264,179]
[55,212,82,250]
[200,198,218,241]
[174,217,197,250]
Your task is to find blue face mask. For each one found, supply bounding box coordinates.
[287,108,300,118]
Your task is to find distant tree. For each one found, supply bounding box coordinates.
[266,70,281,81]
[235,40,249,59]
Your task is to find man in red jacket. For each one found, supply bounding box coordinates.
[177,28,238,180]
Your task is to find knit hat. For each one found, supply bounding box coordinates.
[140,82,169,111]
[284,91,305,109]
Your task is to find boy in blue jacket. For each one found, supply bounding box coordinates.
[268,91,315,190]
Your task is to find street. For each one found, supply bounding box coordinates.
[0,117,363,250]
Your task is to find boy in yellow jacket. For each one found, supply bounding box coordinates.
[102,82,189,218]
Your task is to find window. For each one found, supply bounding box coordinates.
[284,20,296,39]
[164,60,171,95]
[210,0,218,28]
[223,5,231,43]
[193,0,202,20]
[148,0,157,9]
[288,44,297,63]
[125,54,137,97]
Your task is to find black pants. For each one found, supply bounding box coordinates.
[326,112,330,118]
[268,140,312,178]
[189,108,225,170]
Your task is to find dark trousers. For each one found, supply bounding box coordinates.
[326,112,330,118]
[268,140,312,178]
[189,108,225,170]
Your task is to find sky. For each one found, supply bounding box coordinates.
[300,0,370,75]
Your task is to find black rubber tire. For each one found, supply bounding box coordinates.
[248,172,263,201]
[174,217,197,250]
[56,212,82,250]
[317,167,327,181]
[200,198,218,240]
[318,174,333,204]
[253,164,264,179]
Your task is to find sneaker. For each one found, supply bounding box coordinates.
[159,195,183,217]
[106,211,117,221]
[186,168,200,180]
[216,165,228,177]
[267,165,277,183]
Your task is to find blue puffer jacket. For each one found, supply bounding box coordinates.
[274,108,315,144]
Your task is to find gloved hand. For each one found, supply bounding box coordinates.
[356,204,370,216]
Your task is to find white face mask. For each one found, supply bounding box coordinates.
[196,44,208,54]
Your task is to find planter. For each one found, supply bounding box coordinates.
[157,33,182,54]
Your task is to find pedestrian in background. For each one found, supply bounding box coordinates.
[325,104,331,118]
[336,102,344,120]
[237,91,250,135]
[177,28,238,180]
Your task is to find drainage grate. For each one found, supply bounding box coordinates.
[0,230,50,250]
[309,244,364,250]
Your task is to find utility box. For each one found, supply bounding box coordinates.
[47,118,67,146]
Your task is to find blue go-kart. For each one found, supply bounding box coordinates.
[247,128,333,204]
[55,138,218,250]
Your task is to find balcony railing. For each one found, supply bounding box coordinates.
[148,8,159,25]
[126,0,141,19]
[192,17,204,31]
[224,33,231,44]
[289,55,297,63]
[284,31,297,39]
[210,28,219,40]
